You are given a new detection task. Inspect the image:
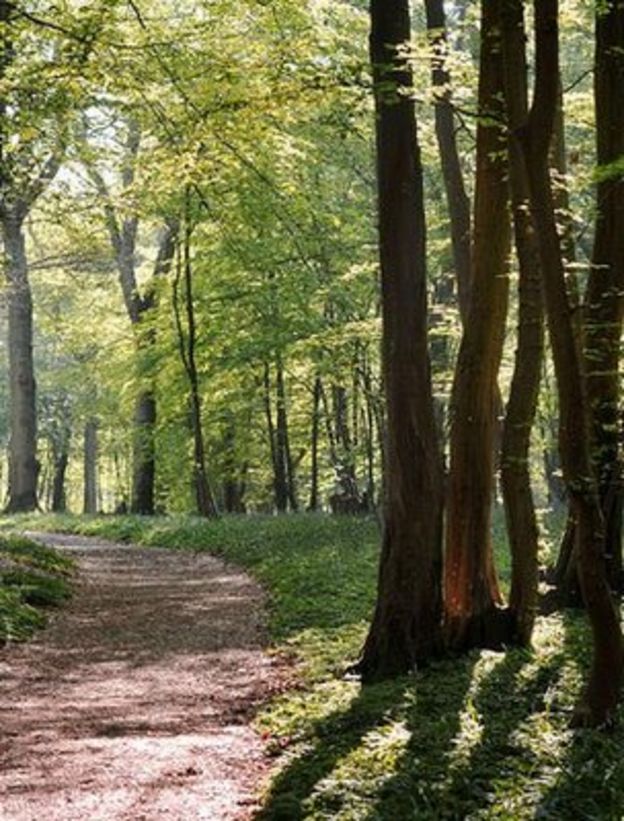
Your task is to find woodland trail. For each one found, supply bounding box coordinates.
[0,532,285,820]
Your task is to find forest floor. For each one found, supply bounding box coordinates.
[2,513,624,819]
[0,531,288,821]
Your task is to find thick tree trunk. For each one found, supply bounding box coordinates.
[3,214,38,512]
[520,0,623,727]
[357,0,444,680]
[500,0,545,646]
[83,419,98,515]
[444,0,511,651]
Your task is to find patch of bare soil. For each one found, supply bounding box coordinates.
[0,532,287,820]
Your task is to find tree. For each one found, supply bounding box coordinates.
[443,0,511,650]
[0,1,66,511]
[500,0,545,646]
[357,0,444,679]
[516,0,622,726]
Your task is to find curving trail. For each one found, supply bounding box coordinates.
[0,532,284,820]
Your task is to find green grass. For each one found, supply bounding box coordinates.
[0,531,75,643]
[3,510,623,819]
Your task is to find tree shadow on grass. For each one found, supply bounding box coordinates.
[531,611,624,820]
[357,646,565,820]
[257,655,478,820]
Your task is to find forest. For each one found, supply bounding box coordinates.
[1,0,624,818]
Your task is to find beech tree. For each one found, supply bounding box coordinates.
[357,0,444,679]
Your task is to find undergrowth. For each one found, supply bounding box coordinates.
[0,532,74,643]
[3,510,623,819]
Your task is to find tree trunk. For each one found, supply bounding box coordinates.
[131,390,156,514]
[172,215,218,519]
[499,0,545,647]
[583,0,624,595]
[424,0,471,322]
[519,0,623,727]
[51,419,71,513]
[276,356,298,511]
[263,362,288,513]
[444,0,511,651]
[357,0,444,680]
[308,376,322,511]
[83,419,98,515]
[3,214,38,512]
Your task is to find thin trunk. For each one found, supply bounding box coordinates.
[263,362,287,513]
[358,0,444,679]
[499,0,545,647]
[51,431,71,513]
[172,216,218,519]
[308,376,322,511]
[83,419,98,515]
[424,0,471,321]
[276,356,298,511]
[444,0,511,650]
[520,0,623,727]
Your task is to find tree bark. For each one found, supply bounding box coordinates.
[582,0,624,595]
[499,0,545,647]
[83,419,98,515]
[444,0,511,651]
[276,355,298,511]
[3,214,38,512]
[520,0,623,727]
[357,0,444,680]
[308,376,322,511]
[172,215,218,519]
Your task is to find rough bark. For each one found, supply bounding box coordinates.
[444,0,511,651]
[499,0,545,646]
[520,0,623,727]
[83,419,98,515]
[357,0,444,680]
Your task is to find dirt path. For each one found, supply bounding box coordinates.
[0,532,284,820]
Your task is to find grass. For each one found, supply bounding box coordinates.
[0,531,74,643]
[3,509,623,819]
